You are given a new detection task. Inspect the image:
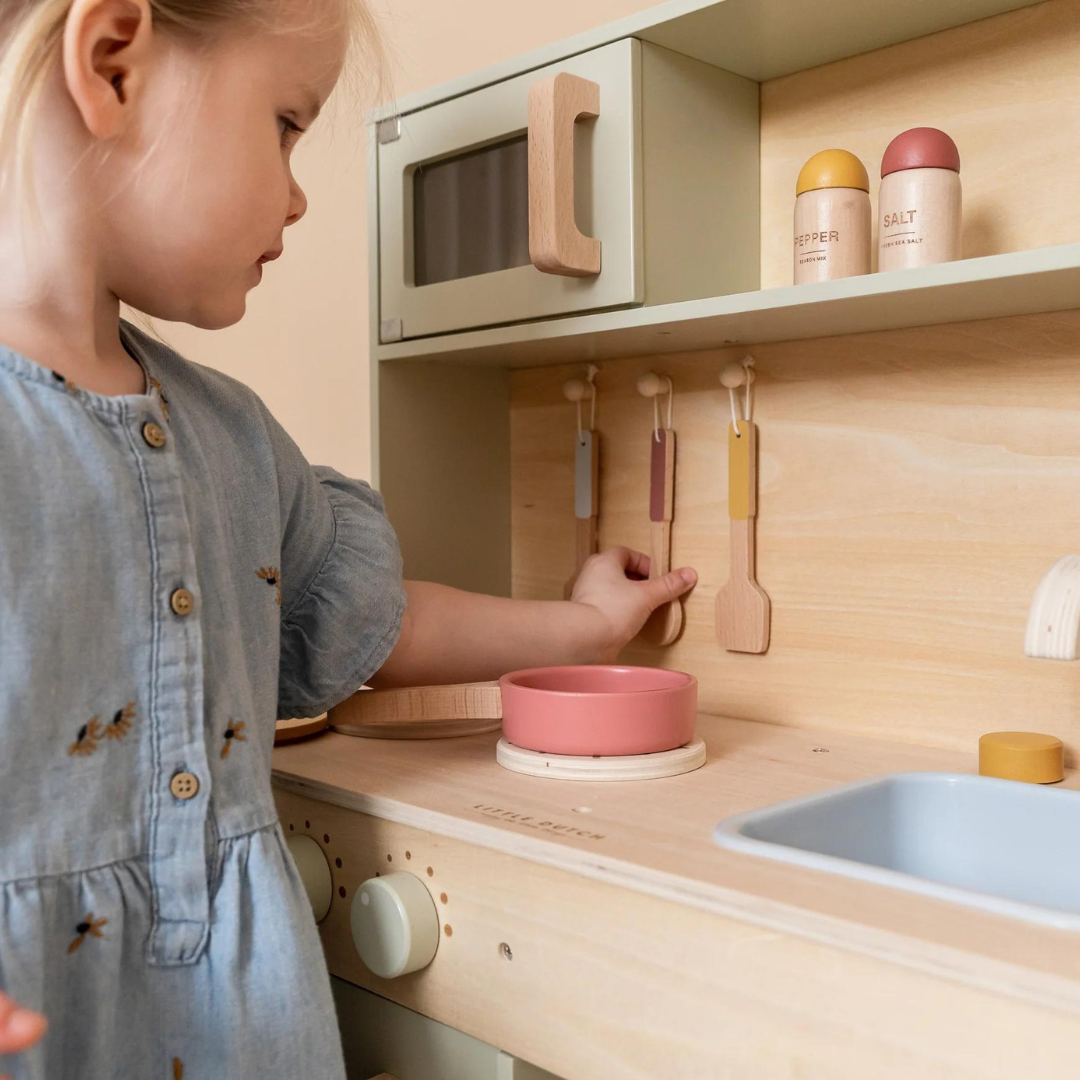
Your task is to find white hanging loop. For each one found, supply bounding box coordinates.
[586,364,598,433]
[636,372,674,443]
[564,365,600,446]
[728,387,741,432]
[719,356,756,438]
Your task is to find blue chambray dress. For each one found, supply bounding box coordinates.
[0,319,406,1079]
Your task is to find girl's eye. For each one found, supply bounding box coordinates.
[278,116,306,148]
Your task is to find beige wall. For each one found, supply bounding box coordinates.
[148,0,657,481]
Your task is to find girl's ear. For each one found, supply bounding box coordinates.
[62,0,153,140]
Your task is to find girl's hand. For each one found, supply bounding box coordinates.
[570,546,697,661]
[0,992,46,1075]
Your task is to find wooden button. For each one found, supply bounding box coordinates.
[142,421,166,448]
[170,588,194,616]
[170,772,199,799]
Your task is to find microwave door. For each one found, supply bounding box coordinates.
[378,37,642,342]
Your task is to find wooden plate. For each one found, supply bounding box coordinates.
[329,681,502,740]
[274,714,329,745]
[332,717,502,740]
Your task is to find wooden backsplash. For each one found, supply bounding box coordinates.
[510,1,1080,756]
[511,315,1080,756]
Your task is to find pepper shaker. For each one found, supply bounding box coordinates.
[878,127,961,271]
[793,149,871,284]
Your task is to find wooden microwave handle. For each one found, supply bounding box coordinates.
[527,72,601,277]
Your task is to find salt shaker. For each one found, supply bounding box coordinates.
[793,149,871,284]
[878,127,961,271]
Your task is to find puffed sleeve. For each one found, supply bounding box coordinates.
[255,399,406,720]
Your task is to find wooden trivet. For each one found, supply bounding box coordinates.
[496,736,706,781]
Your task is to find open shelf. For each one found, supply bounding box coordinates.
[368,0,1045,122]
[376,243,1080,368]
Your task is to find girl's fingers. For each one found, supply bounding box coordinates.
[0,997,47,1055]
[643,567,697,609]
[609,547,650,579]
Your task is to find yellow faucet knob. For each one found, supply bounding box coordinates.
[978,731,1064,784]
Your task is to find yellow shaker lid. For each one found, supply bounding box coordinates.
[978,731,1064,784]
[796,149,870,196]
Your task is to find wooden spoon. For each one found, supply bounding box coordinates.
[715,420,770,653]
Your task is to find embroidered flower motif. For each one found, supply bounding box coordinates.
[51,370,79,396]
[68,912,107,954]
[148,374,170,422]
[104,701,136,741]
[221,720,246,759]
[256,566,282,606]
[68,717,103,756]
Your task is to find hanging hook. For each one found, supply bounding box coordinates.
[636,372,674,443]
[563,365,599,446]
[719,356,756,438]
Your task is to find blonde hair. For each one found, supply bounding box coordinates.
[0,0,393,221]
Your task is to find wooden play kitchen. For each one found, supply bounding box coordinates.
[273,0,1080,1076]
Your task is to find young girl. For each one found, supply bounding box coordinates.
[0,0,697,1076]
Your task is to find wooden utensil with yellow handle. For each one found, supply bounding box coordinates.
[715,419,770,653]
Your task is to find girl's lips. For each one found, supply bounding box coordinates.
[257,249,283,265]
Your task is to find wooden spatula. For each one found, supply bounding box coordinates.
[716,420,770,653]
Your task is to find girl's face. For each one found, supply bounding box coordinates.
[67,3,348,329]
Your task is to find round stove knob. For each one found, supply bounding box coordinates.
[286,835,332,923]
[351,871,439,979]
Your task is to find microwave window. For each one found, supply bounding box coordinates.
[412,134,530,287]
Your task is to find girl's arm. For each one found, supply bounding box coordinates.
[368,547,697,689]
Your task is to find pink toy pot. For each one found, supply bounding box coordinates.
[499,665,698,756]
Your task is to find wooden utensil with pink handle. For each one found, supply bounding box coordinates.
[636,372,683,645]
[640,426,683,646]
[716,419,770,653]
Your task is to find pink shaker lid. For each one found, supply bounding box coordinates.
[881,127,960,177]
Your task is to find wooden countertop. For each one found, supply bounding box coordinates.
[272,714,1080,1015]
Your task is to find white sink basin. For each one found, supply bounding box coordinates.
[713,772,1080,929]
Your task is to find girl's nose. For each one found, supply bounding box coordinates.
[285,174,308,227]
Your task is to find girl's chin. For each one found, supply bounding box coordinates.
[187,295,249,330]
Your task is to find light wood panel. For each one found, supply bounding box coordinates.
[510,311,1080,756]
[761,0,1080,286]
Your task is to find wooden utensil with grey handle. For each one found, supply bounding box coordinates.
[564,428,599,598]
[715,419,770,653]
